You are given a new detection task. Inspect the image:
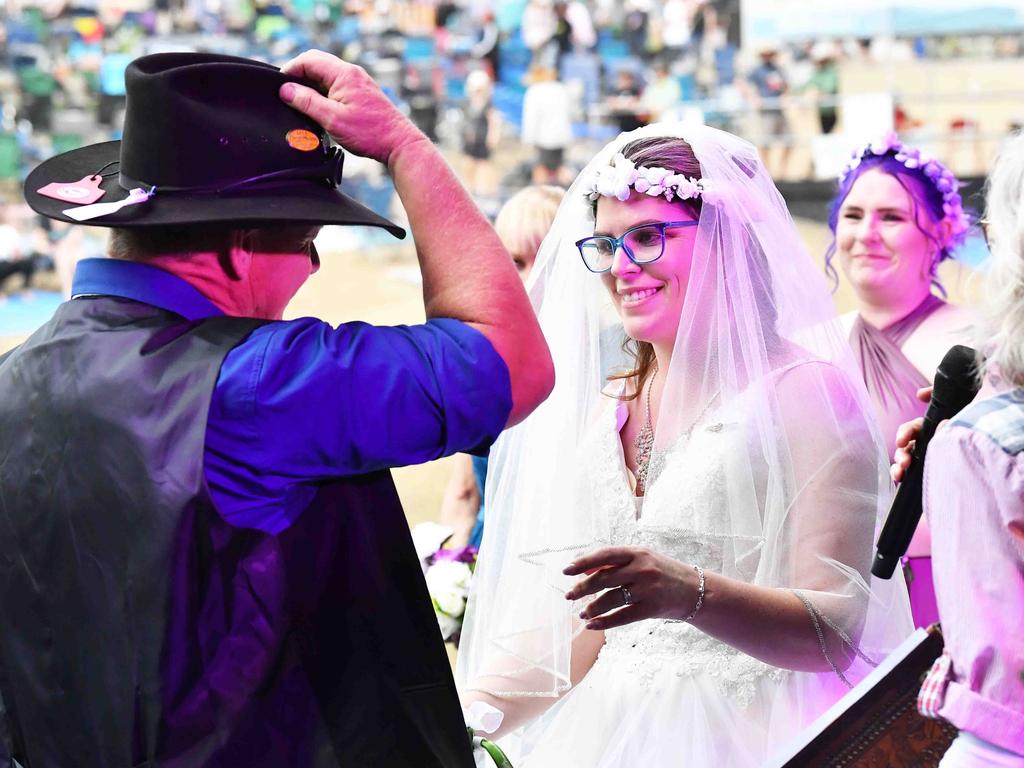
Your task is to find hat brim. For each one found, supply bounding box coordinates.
[25,140,406,239]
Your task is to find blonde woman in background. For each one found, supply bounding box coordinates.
[441,185,565,548]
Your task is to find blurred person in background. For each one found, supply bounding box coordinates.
[521,0,559,69]
[743,46,790,178]
[623,1,651,60]
[606,68,647,134]
[561,0,597,55]
[908,128,1024,768]
[401,63,440,143]
[16,53,59,134]
[660,0,694,62]
[802,41,840,135]
[435,0,460,53]
[826,134,975,629]
[97,41,132,128]
[470,10,502,81]
[521,65,573,185]
[638,58,682,123]
[551,2,573,68]
[693,4,732,100]
[0,200,37,298]
[440,184,565,548]
[460,68,501,198]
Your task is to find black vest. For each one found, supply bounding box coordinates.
[0,297,474,768]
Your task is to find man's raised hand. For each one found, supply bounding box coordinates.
[279,50,428,168]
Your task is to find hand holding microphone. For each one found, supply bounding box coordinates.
[872,345,981,579]
[889,386,933,485]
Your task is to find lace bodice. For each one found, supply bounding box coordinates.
[586,390,788,709]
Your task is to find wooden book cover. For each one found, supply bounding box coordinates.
[770,626,958,768]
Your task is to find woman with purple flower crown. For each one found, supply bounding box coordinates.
[456,123,912,767]
[826,133,976,628]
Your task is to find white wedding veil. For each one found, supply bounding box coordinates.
[456,124,912,732]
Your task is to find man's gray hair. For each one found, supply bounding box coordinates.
[107,227,243,261]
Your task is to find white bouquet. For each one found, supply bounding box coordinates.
[411,522,478,645]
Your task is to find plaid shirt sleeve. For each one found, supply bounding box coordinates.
[918,651,954,719]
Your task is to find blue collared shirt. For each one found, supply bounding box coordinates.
[71,258,512,534]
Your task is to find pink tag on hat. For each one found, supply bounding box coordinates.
[36,176,105,205]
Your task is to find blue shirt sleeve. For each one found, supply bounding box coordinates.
[204,316,512,534]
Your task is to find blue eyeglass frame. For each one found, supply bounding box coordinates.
[575,220,699,273]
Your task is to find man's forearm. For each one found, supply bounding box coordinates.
[387,139,522,324]
[388,139,553,424]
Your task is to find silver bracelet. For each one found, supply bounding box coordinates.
[668,565,705,623]
[682,565,705,622]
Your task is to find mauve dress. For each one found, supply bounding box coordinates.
[849,293,944,628]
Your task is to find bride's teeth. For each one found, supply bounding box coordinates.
[623,287,658,304]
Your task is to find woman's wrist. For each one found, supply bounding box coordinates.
[666,564,706,623]
[682,565,705,621]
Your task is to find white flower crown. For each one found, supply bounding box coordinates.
[585,153,709,204]
[840,132,971,248]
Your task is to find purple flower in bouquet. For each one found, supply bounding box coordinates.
[431,545,478,565]
[412,523,480,646]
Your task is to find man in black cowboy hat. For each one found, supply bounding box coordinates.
[0,50,553,767]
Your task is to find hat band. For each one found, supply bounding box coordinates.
[117,146,345,195]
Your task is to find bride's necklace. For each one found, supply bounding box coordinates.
[633,362,659,496]
[632,363,723,498]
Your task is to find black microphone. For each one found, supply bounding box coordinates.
[871,344,981,579]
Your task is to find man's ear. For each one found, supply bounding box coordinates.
[221,230,254,281]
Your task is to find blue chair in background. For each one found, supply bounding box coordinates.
[339,175,399,248]
[331,16,361,47]
[492,84,525,131]
[498,31,531,82]
[560,52,601,108]
[678,72,697,101]
[599,38,631,61]
[714,44,736,86]
[404,36,435,63]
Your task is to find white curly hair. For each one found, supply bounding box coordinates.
[981,131,1024,386]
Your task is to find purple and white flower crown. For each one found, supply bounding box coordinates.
[840,132,971,248]
[585,153,708,204]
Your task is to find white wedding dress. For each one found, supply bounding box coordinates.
[458,125,913,768]
[517,377,851,767]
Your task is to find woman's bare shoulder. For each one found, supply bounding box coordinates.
[905,301,978,380]
[927,301,976,332]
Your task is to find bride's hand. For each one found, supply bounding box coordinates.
[563,546,700,630]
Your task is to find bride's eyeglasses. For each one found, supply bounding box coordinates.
[576,220,699,273]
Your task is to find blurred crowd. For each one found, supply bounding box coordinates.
[2,0,1024,297]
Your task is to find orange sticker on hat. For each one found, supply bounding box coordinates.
[286,129,321,152]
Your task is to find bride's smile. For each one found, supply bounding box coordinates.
[595,194,699,351]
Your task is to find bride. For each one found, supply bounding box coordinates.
[456,124,913,767]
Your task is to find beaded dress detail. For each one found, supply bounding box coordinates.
[599,388,785,708]
[516,368,885,768]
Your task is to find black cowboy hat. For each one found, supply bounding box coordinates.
[24,52,405,238]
